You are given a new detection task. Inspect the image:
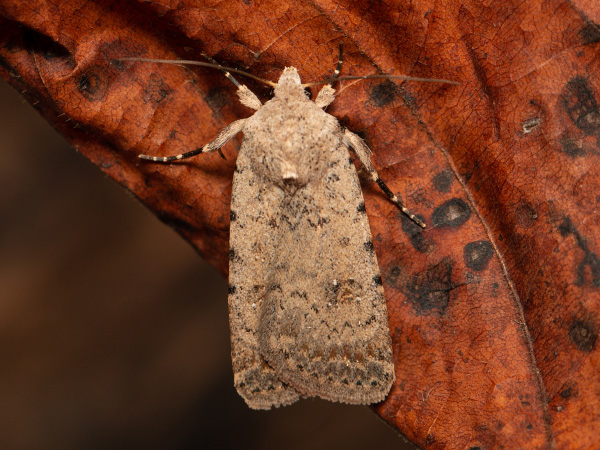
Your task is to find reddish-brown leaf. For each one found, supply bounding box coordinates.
[1,0,599,448]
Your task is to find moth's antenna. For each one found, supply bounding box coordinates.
[303,73,460,88]
[118,57,277,88]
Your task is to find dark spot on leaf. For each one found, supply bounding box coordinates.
[569,319,597,352]
[425,434,436,445]
[464,241,494,271]
[386,266,403,287]
[432,169,454,193]
[156,212,197,233]
[110,58,124,71]
[560,134,587,157]
[468,447,482,450]
[303,87,313,99]
[401,214,431,253]
[228,284,236,294]
[432,198,471,228]
[78,66,108,101]
[561,76,600,135]
[370,80,397,107]
[580,22,600,45]
[206,86,229,111]
[230,210,237,221]
[404,258,454,315]
[559,387,572,398]
[515,202,538,228]
[143,73,171,104]
[558,216,577,237]
[558,216,600,287]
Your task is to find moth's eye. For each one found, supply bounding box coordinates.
[268,87,275,97]
[303,87,313,99]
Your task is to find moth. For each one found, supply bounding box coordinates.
[125,46,456,409]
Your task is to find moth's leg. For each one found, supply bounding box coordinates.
[331,42,344,81]
[343,128,426,228]
[138,118,247,162]
[201,52,242,88]
[314,43,343,108]
[201,53,262,111]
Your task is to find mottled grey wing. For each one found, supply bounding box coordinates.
[257,142,395,405]
[228,141,300,410]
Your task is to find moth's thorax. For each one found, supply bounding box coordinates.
[273,67,306,100]
[245,89,341,192]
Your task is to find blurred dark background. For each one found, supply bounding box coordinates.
[0,79,415,450]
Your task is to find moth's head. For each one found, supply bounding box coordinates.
[273,67,306,99]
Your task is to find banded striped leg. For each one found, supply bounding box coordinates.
[315,43,344,108]
[343,128,426,228]
[201,53,242,88]
[330,43,344,83]
[139,118,247,162]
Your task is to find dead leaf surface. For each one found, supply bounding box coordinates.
[0,0,599,448]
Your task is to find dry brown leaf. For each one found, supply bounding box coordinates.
[1,0,599,448]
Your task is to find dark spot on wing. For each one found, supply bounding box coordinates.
[561,76,600,135]
[364,240,375,253]
[464,240,493,271]
[432,198,471,228]
[373,275,383,286]
[569,318,597,352]
[357,202,366,213]
[230,210,237,221]
[432,169,454,193]
[228,284,236,294]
